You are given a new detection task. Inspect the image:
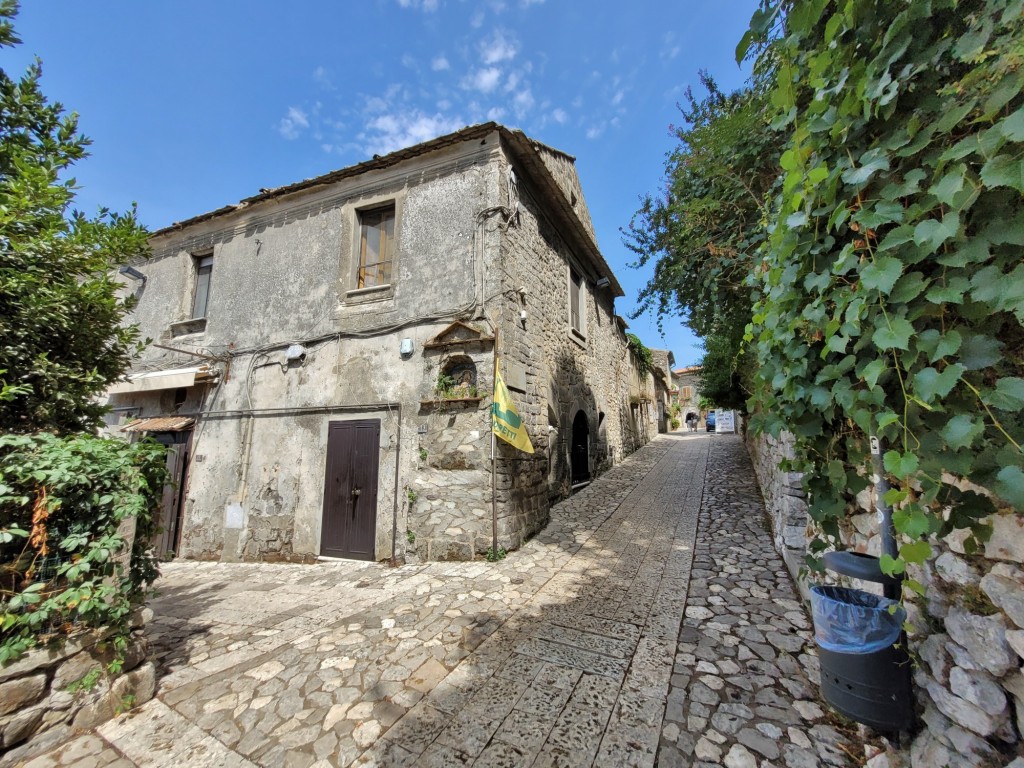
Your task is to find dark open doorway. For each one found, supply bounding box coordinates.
[571,410,590,485]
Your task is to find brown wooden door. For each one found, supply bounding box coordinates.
[153,431,191,559]
[320,419,379,560]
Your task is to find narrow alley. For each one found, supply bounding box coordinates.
[17,434,854,768]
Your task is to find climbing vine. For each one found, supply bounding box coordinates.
[744,0,1024,590]
[627,333,655,376]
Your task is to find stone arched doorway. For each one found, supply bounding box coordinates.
[571,410,590,484]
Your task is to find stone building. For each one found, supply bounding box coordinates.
[673,365,703,428]
[105,123,657,563]
[649,349,675,433]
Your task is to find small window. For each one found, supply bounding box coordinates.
[192,254,213,319]
[682,386,693,400]
[358,205,395,289]
[569,268,584,337]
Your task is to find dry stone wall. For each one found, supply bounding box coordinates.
[748,430,1024,767]
[0,612,154,764]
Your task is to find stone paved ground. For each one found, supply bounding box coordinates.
[10,434,856,768]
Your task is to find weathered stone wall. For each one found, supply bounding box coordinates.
[531,143,597,247]
[109,137,504,564]
[0,614,154,764]
[108,127,651,564]
[747,430,1024,767]
[407,341,494,560]
[747,431,810,591]
[496,141,642,519]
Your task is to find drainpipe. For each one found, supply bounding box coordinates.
[389,404,403,567]
[869,434,900,600]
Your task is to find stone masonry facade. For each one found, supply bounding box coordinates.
[107,123,660,566]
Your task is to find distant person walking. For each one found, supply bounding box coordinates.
[685,413,697,432]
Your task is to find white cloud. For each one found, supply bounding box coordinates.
[401,54,416,68]
[360,110,465,156]
[313,65,334,90]
[480,31,518,65]
[661,32,681,60]
[396,0,438,10]
[462,66,503,93]
[432,56,450,71]
[364,96,389,113]
[470,10,485,28]
[487,106,507,122]
[552,108,567,124]
[585,122,605,140]
[520,0,544,5]
[512,87,534,118]
[277,107,309,140]
[611,89,625,106]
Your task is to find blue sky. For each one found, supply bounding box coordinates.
[11,0,758,367]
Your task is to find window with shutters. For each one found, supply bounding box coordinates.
[191,253,213,319]
[357,204,395,290]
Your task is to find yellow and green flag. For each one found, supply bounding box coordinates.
[492,369,534,453]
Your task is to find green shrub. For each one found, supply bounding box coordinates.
[0,433,167,663]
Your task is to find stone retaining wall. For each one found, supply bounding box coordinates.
[746,431,810,595]
[0,611,155,765]
[747,429,1024,767]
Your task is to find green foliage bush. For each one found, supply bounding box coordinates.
[0,434,167,663]
[743,0,1023,588]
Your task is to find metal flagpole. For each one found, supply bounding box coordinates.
[490,327,499,560]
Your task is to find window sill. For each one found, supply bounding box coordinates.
[170,318,207,338]
[569,329,587,349]
[345,284,392,304]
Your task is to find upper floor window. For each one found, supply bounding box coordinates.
[192,253,213,319]
[682,386,693,400]
[358,205,395,289]
[569,267,585,338]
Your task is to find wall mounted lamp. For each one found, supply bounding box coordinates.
[119,265,147,282]
[595,277,611,288]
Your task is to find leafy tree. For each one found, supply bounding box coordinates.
[0,0,148,434]
[744,0,1023,582]
[0,4,163,666]
[625,72,783,410]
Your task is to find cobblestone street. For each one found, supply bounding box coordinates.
[14,434,855,768]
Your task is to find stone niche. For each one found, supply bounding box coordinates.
[0,611,155,763]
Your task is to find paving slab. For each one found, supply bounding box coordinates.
[6,434,855,767]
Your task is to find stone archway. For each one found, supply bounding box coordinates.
[571,410,590,484]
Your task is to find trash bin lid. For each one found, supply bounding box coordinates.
[824,551,902,587]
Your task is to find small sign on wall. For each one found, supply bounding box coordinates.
[506,361,528,393]
[717,410,736,433]
[224,501,244,529]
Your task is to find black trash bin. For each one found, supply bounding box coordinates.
[811,552,914,732]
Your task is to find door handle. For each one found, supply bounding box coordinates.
[351,488,361,497]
